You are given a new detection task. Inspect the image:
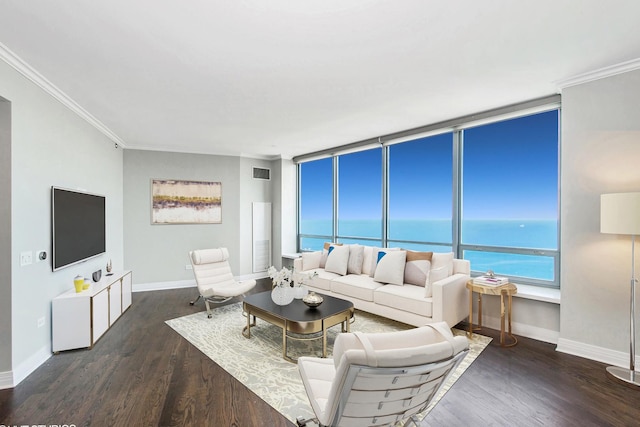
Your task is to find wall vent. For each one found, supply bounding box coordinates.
[252,167,271,180]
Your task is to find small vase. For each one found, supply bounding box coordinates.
[293,285,308,299]
[271,285,294,306]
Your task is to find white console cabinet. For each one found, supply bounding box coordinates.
[52,271,132,352]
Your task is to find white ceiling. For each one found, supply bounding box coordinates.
[1,1,640,159]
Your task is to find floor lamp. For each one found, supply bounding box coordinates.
[601,192,640,388]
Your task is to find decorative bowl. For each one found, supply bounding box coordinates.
[303,291,324,308]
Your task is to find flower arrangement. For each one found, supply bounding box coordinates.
[267,267,319,288]
[267,266,293,288]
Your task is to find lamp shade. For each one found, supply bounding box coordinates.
[601,192,640,235]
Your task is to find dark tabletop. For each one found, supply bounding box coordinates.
[243,290,353,322]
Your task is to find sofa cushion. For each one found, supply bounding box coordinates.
[373,250,406,285]
[331,274,384,302]
[374,284,433,318]
[432,252,454,276]
[302,251,321,271]
[325,244,350,275]
[304,268,341,291]
[429,265,449,283]
[403,250,433,287]
[347,244,364,275]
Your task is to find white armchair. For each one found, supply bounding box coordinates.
[188,247,256,318]
[297,322,468,427]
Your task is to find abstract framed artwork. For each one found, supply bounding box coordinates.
[151,179,222,224]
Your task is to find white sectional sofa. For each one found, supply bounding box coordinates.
[293,244,470,327]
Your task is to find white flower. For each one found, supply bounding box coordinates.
[268,266,293,287]
[294,270,319,287]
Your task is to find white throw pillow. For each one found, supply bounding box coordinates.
[319,249,328,268]
[324,245,350,275]
[426,265,449,297]
[373,250,407,285]
[404,259,431,287]
[370,247,400,277]
[362,246,375,276]
[347,244,364,275]
[320,242,343,268]
[403,250,433,287]
[432,252,454,276]
[302,251,321,271]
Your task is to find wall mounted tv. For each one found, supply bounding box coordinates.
[51,187,106,271]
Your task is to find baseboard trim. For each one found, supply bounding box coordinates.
[0,370,13,390]
[478,315,559,344]
[12,345,52,388]
[133,274,267,293]
[133,279,196,293]
[557,338,640,368]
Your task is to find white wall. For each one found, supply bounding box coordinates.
[0,59,124,386]
[0,97,11,376]
[558,68,640,367]
[279,159,298,256]
[270,158,297,270]
[239,157,273,274]
[123,150,274,286]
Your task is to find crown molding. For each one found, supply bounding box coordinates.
[556,57,640,90]
[0,42,126,147]
[126,142,282,160]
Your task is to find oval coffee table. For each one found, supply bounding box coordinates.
[242,291,354,362]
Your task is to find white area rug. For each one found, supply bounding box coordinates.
[166,302,491,425]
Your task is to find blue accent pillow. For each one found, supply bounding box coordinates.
[377,250,386,263]
[328,245,335,255]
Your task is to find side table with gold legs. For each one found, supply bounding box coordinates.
[466,280,518,347]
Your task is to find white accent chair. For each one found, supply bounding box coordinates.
[296,322,468,427]
[188,247,256,318]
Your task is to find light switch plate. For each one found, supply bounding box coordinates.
[20,251,33,266]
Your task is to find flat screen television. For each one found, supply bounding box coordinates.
[51,187,106,271]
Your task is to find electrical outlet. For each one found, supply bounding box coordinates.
[185,264,193,270]
[37,317,45,328]
[20,251,33,266]
[36,250,47,262]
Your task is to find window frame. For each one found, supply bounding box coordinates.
[295,98,561,288]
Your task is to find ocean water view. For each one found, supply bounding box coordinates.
[300,219,557,281]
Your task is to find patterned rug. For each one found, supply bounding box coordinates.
[166,302,491,425]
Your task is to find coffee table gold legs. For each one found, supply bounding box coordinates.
[283,320,288,360]
[244,303,355,363]
[242,312,256,338]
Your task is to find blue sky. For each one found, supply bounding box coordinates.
[301,110,558,222]
[462,110,558,219]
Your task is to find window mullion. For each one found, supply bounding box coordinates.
[333,155,338,242]
[382,145,389,248]
[453,130,462,259]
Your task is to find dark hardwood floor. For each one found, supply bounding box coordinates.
[1,280,639,426]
